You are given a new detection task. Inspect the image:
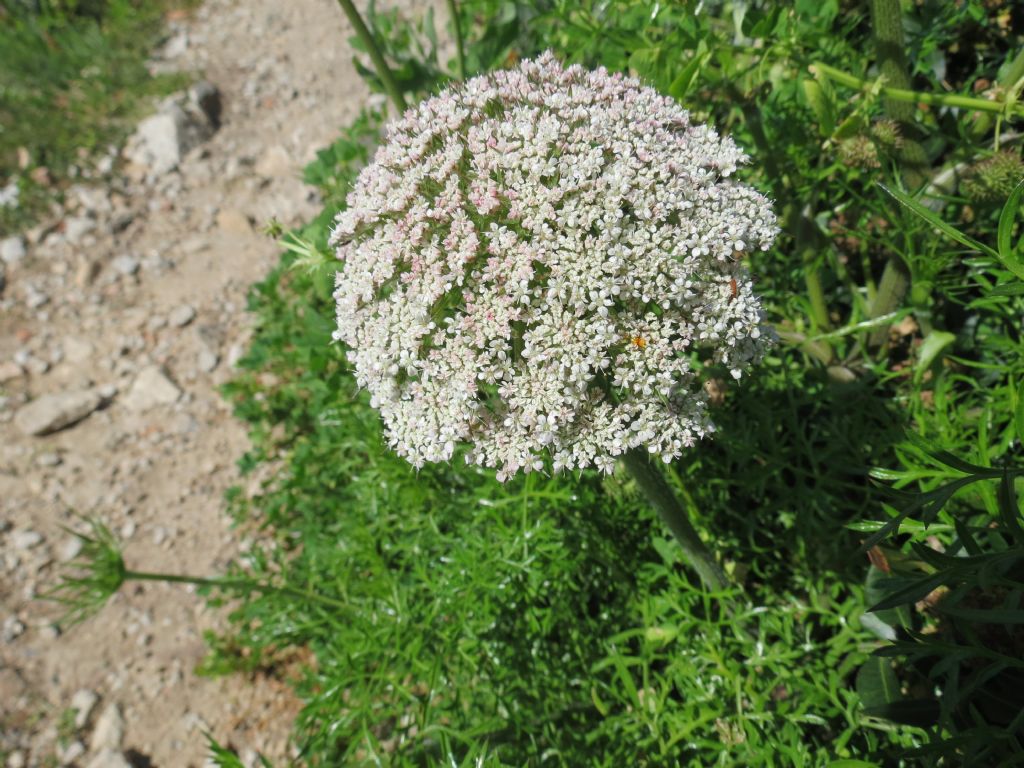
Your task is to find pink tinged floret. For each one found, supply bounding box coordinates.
[329,51,777,479]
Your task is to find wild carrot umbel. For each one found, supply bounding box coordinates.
[329,53,776,586]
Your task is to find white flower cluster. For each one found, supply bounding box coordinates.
[331,52,777,480]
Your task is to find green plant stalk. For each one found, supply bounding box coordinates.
[445,0,466,81]
[334,0,408,113]
[621,450,729,590]
[124,569,351,614]
[812,62,1024,120]
[866,0,924,346]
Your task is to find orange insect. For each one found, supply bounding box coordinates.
[631,336,647,349]
[728,278,738,302]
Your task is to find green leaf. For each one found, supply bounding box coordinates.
[856,656,902,711]
[996,178,1024,280]
[802,77,835,136]
[870,571,947,612]
[998,470,1024,544]
[1015,381,1024,446]
[914,330,956,382]
[668,44,710,101]
[826,761,883,768]
[879,184,999,260]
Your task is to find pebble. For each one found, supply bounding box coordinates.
[13,389,102,436]
[71,688,99,728]
[58,536,83,562]
[122,365,182,410]
[168,304,196,327]
[0,235,26,265]
[111,255,140,276]
[2,616,26,642]
[58,740,86,765]
[36,452,62,467]
[11,530,44,550]
[0,361,23,383]
[63,216,96,244]
[197,348,219,373]
[216,208,253,233]
[90,703,125,751]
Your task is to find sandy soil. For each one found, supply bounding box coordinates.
[0,1,397,764]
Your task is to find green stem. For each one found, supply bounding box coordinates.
[445,0,466,81]
[621,450,729,591]
[812,62,1024,120]
[865,0,923,345]
[124,569,350,614]
[335,0,408,113]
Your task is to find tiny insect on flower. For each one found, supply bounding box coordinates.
[631,336,647,349]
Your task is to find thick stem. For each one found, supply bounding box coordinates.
[335,0,408,113]
[621,450,729,591]
[124,570,350,613]
[866,0,923,344]
[445,0,466,81]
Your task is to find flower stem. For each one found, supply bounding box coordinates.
[445,0,466,81]
[123,569,350,614]
[334,0,408,113]
[811,61,1024,120]
[621,450,729,591]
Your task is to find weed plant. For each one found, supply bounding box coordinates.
[50,0,1024,764]
[0,0,193,234]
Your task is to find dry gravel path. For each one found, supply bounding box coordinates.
[0,1,398,764]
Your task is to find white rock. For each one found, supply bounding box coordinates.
[63,337,95,364]
[2,616,25,642]
[0,236,24,266]
[13,389,102,436]
[197,348,219,373]
[255,145,292,178]
[111,255,140,276]
[35,452,62,467]
[125,107,189,175]
[0,361,22,383]
[63,216,96,244]
[5,750,25,768]
[70,688,99,728]
[84,749,131,768]
[58,536,83,563]
[168,304,196,327]
[122,365,181,411]
[90,703,125,751]
[11,529,43,549]
[58,740,86,766]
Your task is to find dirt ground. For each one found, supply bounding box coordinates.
[0,1,396,764]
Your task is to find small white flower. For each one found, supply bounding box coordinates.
[331,52,777,479]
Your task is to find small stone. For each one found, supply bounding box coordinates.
[125,108,188,175]
[71,688,99,728]
[25,288,49,309]
[152,526,168,546]
[63,337,95,364]
[11,530,43,549]
[120,521,136,539]
[5,750,25,768]
[168,304,196,328]
[13,389,102,435]
[0,236,26,265]
[197,348,219,373]
[58,536,83,562]
[2,616,25,642]
[216,208,253,234]
[0,361,23,383]
[63,216,96,244]
[84,749,132,768]
[36,452,62,467]
[122,365,181,411]
[90,703,125,751]
[58,740,85,766]
[111,256,140,276]
[255,145,292,178]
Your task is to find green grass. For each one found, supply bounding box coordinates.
[0,0,194,235]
